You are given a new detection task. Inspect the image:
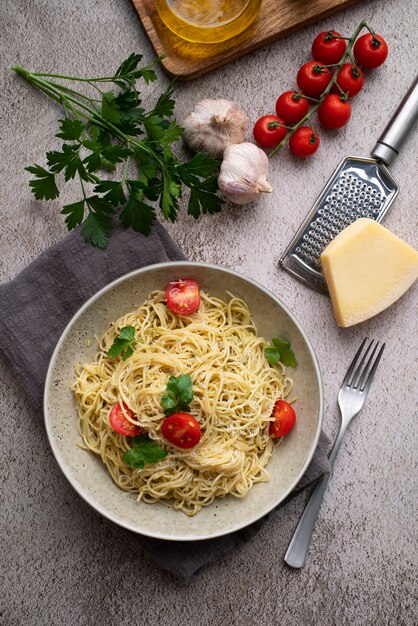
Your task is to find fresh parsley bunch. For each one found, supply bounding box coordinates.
[13,54,223,249]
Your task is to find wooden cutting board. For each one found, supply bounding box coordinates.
[132,0,360,80]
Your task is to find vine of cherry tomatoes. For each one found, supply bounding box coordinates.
[253,22,388,158]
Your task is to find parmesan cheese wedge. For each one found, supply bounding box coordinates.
[320,218,418,327]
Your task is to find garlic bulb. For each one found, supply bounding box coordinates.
[218,142,273,205]
[183,98,248,158]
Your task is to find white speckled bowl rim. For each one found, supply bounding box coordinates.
[44,261,323,541]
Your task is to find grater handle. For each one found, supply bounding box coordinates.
[371,75,418,166]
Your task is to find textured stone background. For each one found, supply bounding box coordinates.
[0,0,417,624]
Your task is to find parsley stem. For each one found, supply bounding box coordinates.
[39,78,102,102]
[28,57,164,84]
[87,80,105,97]
[124,151,131,179]
[18,71,165,168]
[30,72,119,82]
[80,177,88,201]
[40,79,101,110]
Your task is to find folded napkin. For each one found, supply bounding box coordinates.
[0,222,331,580]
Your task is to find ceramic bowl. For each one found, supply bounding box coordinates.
[44,262,323,541]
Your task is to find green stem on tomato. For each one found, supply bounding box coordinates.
[306,118,316,135]
[348,51,357,66]
[268,121,294,131]
[298,94,321,104]
[315,63,338,69]
[269,19,370,157]
[333,80,347,97]
[364,23,376,37]
[330,35,352,41]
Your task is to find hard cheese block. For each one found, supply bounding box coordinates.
[321,218,418,327]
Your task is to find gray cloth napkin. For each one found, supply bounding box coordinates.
[0,221,331,580]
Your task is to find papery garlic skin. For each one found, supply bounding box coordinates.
[183,99,248,158]
[218,142,273,205]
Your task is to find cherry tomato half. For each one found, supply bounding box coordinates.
[110,402,143,437]
[275,91,309,126]
[269,400,296,438]
[331,64,364,98]
[165,278,200,315]
[253,114,287,148]
[297,61,332,98]
[353,33,388,69]
[312,30,346,65]
[161,412,201,449]
[289,127,320,158]
[317,94,351,129]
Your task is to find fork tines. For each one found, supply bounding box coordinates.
[344,338,385,393]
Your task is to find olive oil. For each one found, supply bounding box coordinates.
[154,0,261,43]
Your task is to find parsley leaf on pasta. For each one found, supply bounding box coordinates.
[107,326,137,360]
[123,433,167,469]
[265,338,297,368]
[162,374,194,415]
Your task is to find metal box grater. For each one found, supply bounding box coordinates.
[279,157,398,293]
[280,76,418,294]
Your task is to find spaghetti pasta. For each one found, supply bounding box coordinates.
[73,289,293,516]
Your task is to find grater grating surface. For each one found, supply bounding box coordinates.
[279,156,399,293]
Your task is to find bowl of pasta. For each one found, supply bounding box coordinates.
[44,262,323,540]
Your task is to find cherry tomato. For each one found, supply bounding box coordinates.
[312,30,346,64]
[353,33,388,69]
[253,114,287,148]
[289,127,320,158]
[110,402,143,437]
[275,91,309,126]
[317,94,351,129]
[161,412,201,449]
[297,61,332,98]
[269,400,296,438]
[331,64,364,98]
[165,278,200,315]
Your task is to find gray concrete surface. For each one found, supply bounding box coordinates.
[1,0,417,624]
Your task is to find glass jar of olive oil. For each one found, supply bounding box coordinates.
[154,0,261,44]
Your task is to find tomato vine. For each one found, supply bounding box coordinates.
[266,20,387,157]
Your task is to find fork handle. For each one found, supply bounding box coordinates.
[284,472,331,568]
[284,425,347,568]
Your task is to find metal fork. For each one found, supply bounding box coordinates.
[284,338,385,568]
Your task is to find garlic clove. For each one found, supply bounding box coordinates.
[183,98,248,159]
[218,142,273,205]
[256,177,273,193]
[218,176,260,205]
